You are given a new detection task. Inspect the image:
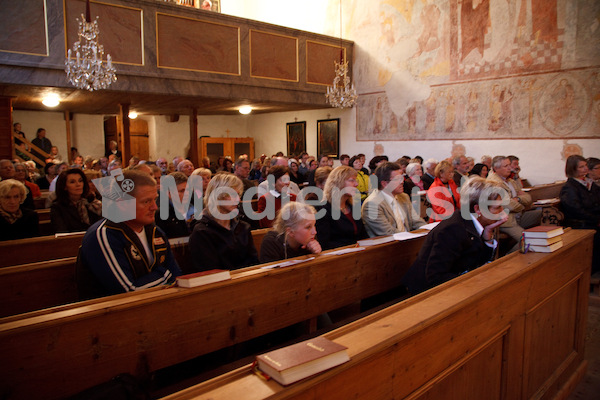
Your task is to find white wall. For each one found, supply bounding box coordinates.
[221,0,333,36]
[71,114,105,159]
[247,108,600,185]
[15,108,600,185]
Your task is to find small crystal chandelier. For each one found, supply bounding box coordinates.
[65,0,116,91]
[325,0,357,109]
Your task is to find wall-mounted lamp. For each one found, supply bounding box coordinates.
[239,106,252,115]
[128,111,138,119]
[42,95,60,107]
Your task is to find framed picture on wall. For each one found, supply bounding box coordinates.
[317,118,339,159]
[286,121,306,156]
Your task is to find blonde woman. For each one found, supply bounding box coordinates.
[259,202,322,263]
[191,167,212,193]
[189,173,258,272]
[315,166,368,250]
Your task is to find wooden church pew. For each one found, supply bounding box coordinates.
[0,229,272,316]
[0,235,425,400]
[0,228,271,269]
[160,228,594,400]
[527,181,565,203]
[0,257,78,318]
[0,233,85,267]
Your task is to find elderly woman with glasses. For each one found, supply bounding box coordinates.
[0,179,39,241]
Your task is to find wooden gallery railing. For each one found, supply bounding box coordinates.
[12,133,50,166]
[162,228,594,400]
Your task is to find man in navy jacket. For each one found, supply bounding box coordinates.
[78,170,181,299]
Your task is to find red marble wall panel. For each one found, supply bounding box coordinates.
[156,13,239,75]
[306,41,344,85]
[64,0,143,65]
[0,0,47,56]
[250,30,297,81]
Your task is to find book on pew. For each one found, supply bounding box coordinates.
[176,269,231,288]
[528,240,564,253]
[523,226,564,239]
[523,235,563,246]
[255,336,350,385]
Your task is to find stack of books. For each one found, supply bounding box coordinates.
[523,226,564,253]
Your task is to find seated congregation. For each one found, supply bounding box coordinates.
[3,147,600,295]
[2,145,599,398]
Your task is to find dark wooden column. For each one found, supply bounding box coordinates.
[118,104,131,164]
[0,96,14,160]
[64,111,72,164]
[189,107,199,166]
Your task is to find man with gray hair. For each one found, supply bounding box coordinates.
[156,157,168,175]
[78,170,181,299]
[487,155,541,253]
[257,156,300,197]
[422,158,438,190]
[452,155,470,187]
[481,155,492,169]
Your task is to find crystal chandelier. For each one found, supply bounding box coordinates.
[325,60,357,108]
[325,0,357,109]
[65,0,116,91]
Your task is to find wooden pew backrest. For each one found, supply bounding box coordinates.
[161,228,594,400]
[0,236,425,399]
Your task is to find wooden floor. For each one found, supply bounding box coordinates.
[568,294,600,400]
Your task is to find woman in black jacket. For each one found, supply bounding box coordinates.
[189,173,258,272]
[315,166,368,250]
[559,155,600,273]
[50,168,102,233]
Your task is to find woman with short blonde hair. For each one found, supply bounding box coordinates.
[189,173,257,272]
[259,202,321,263]
[192,167,212,191]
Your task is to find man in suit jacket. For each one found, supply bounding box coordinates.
[487,155,541,253]
[402,177,508,295]
[362,161,426,237]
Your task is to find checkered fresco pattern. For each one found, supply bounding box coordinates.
[457,36,563,78]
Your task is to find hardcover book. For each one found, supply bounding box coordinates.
[528,241,563,253]
[256,336,350,385]
[523,226,564,239]
[524,235,563,246]
[176,269,231,288]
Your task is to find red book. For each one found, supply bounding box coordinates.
[256,336,349,385]
[176,269,231,288]
[523,226,564,239]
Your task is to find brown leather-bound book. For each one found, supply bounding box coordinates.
[176,269,231,288]
[256,336,350,385]
[523,225,564,239]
